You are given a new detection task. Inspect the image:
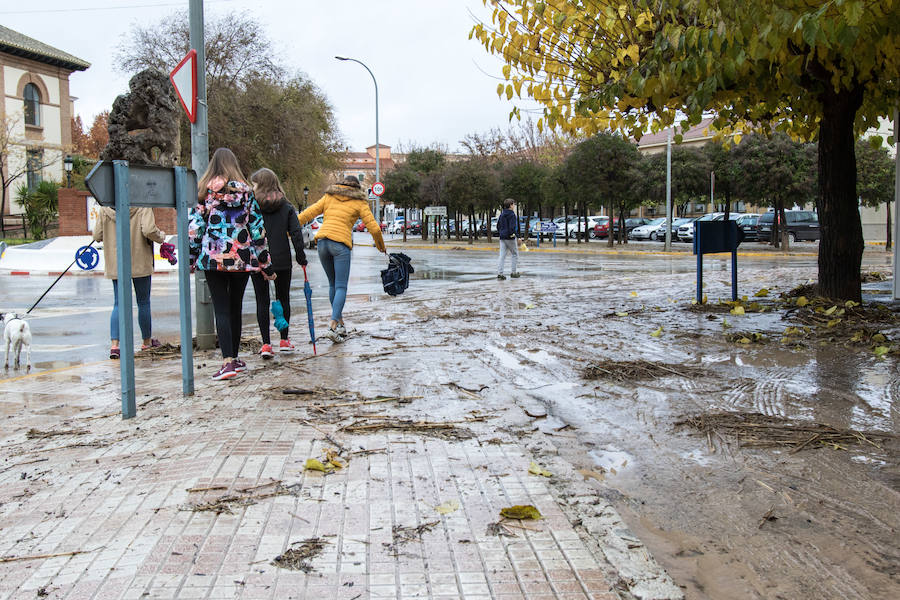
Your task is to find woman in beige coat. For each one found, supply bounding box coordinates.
[92,207,166,358]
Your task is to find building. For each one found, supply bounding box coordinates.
[1,25,89,221]
[336,144,395,191]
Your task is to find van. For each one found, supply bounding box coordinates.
[756,210,820,242]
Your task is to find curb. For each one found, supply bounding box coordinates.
[387,242,820,258]
[0,269,174,277]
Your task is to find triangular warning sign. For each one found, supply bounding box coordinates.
[170,49,198,123]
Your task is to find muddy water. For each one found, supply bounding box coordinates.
[341,252,898,600]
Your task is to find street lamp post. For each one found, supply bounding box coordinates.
[335,56,380,222]
[64,155,73,188]
[303,186,310,206]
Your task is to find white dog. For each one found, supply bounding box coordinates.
[2,312,32,371]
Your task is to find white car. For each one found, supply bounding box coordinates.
[677,213,745,242]
[388,218,405,234]
[629,217,667,240]
[568,215,608,239]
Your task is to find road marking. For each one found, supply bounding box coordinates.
[0,360,108,384]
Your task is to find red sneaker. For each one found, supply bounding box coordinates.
[278,339,295,353]
[212,362,237,381]
[259,344,274,359]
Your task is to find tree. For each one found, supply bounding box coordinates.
[856,138,896,250]
[72,112,109,159]
[383,165,420,241]
[501,160,549,237]
[444,159,501,244]
[472,1,900,301]
[15,180,58,240]
[1,114,59,236]
[116,11,341,200]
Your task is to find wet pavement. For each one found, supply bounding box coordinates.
[0,238,897,600]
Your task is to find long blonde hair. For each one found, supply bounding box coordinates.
[250,168,286,210]
[198,148,247,200]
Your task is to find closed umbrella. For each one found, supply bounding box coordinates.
[302,265,316,355]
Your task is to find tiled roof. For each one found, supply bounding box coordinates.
[0,25,90,71]
[637,117,716,147]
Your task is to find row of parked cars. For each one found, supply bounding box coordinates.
[628,210,820,243]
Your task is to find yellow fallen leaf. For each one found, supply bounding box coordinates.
[796,296,809,307]
[690,299,698,305]
[615,312,629,317]
[528,461,552,477]
[845,300,859,308]
[826,318,841,328]
[576,468,605,482]
[650,326,663,338]
[873,346,889,357]
[872,333,886,343]
[824,306,837,316]
[702,294,708,304]
[850,331,864,342]
[739,337,751,344]
[525,303,536,309]
[434,499,460,515]
[630,291,638,297]
[754,288,769,297]
[730,306,745,315]
[305,458,330,472]
[722,318,731,329]
[499,505,543,520]
[741,295,748,302]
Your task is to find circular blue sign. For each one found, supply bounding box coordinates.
[75,245,99,270]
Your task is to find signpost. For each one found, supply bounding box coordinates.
[693,220,743,303]
[536,221,558,248]
[86,161,197,419]
[423,206,447,217]
[169,49,198,124]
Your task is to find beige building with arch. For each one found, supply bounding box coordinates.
[1,25,89,219]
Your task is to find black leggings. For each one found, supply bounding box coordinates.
[251,269,292,344]
[204,270,250,359]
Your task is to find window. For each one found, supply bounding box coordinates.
[26,149,43,190]
[23,83,41,127]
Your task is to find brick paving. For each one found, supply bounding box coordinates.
[0,347,625,600]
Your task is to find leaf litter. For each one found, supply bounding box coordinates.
[582,360,706,382]
[271,537,327,572]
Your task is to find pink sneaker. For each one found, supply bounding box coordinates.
[260,344,274,359]
[212,362,237,381]
[233,359,247,372]
[278,339,295,353]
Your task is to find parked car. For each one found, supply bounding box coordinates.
[677,212,745,243]
[736,214,760,241]
[302,215,324,248]
[569,216,608,239]
[628,217,666,240]
[405,220,422,235]
[388,218,405,234]
[611,217,652,238]
[756,210,820,243]
[353,219,365,232]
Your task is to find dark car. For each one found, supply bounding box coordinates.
[756,210,820,243]
[736,214,759,241]
[404,220,422,235]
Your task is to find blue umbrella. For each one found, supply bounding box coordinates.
[302,265,316,355]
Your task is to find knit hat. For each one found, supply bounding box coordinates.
[339,176,362,189]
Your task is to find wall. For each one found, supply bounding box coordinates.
[58,188,176,238]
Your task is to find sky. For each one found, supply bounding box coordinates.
[3,0,542,154]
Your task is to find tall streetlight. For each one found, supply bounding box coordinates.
[335,56,380,221]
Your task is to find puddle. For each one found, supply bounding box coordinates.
[589,447,634,473]
[485,345,524,370]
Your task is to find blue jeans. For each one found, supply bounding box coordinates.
[111,276,152,341]
[317,238,351,321]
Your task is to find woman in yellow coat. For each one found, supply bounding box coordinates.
[298,176,386,342]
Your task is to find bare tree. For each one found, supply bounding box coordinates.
[1,114,62,236]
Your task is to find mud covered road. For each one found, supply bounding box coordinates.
[338,246,898,599]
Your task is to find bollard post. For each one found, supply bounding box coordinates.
[174,167,195,396]
[113,161,136,419]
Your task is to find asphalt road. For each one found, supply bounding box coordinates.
[0,232,886,373]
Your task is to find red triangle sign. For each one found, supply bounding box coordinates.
[170,49,198,123]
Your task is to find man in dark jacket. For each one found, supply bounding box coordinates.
[496,198,520,279]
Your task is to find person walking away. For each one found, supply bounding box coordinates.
[497,198,520,279]
[249,168,307,358]
[93,206,166,358]
[189,148,275,380]
[298,176,386,343]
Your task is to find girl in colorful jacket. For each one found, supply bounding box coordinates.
[298,175,386,343]
[189,147,275,380]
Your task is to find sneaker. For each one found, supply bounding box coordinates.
[510,272,521,278]
[326,327,345,343]
[260,344,274,359]
[336,323,347,337]
[141,338,162,350]
[497,274,507,280]
[233,359,247,372]
[278,339,295,353]
[109,348,120,360]
[212,362,238,381]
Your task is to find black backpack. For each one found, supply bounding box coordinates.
[381,252,414,296]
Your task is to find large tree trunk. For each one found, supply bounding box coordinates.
[817,86,864,302]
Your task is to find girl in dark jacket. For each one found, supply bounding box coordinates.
[249,168,307,357]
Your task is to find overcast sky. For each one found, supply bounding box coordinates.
[4,0,541,153]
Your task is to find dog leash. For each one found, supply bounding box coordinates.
[25,241,96,315]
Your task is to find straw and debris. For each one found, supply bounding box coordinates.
[271,537,327,572]
[726,332,766,344]
[135,343,182,359]
[182,480,300,514]
[384,521,440,555]
[582,360,706,382]
[676,411,896,453]
[339,418,477,440]
[26,428,88,439]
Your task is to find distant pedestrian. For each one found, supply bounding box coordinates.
[249,168,307,358]
[189,148,275,381]
[496,198,520,279]
[298,176,386,343]
[93,206,166,359]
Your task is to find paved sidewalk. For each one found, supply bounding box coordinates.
[0,329,679,599]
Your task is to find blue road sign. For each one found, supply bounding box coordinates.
[540,222,558,232]
[74,245,99,270]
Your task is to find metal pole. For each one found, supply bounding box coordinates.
[113,161,135,419]
[893,107,899,300]
[335,56,380,222]
[190,0,215,349]
[174,167,195,396]
[665,130,672,251]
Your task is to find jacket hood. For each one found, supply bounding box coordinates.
[207,179,252,208]
[325,183,367,202]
